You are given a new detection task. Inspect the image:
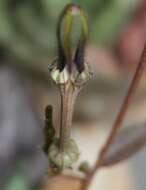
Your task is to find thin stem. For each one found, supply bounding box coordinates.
[82,44,146,190]
[59,84,78,151]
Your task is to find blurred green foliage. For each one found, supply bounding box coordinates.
[0,0,138,65]
[4,174,30,190]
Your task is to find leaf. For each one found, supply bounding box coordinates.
[102,123,146,167]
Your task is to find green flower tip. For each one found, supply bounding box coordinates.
[56,3,89,73]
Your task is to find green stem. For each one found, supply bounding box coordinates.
[59,84,78,151]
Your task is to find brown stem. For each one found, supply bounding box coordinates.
[59,83,79,151]
[82,44,146,190]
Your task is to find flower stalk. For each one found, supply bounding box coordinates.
[59,84,79,151]
[47,3,92,170]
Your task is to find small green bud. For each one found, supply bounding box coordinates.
[48,139,80,170]
[79,161,90,173]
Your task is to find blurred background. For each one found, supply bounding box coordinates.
[0,0,146,190]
